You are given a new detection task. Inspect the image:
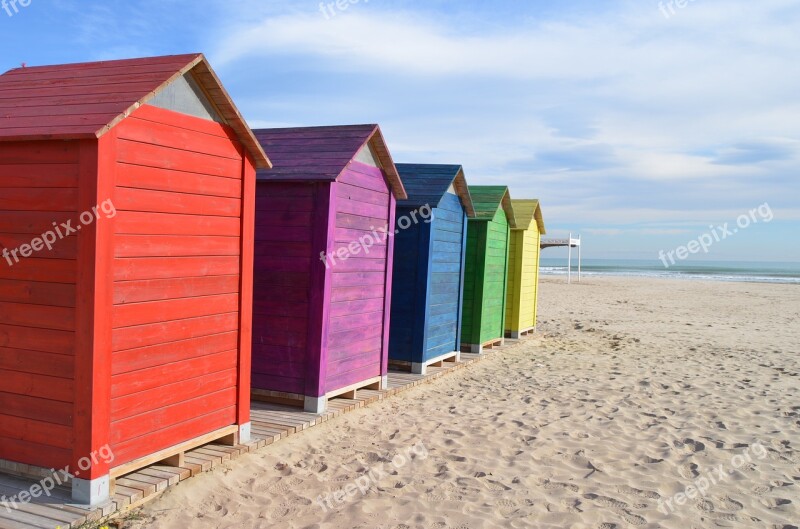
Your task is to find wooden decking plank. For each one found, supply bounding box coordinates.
[115,478,153,499]
[121,472,170,493]
[203,444,243,458]
[0,505,71,529]
[184,456,213,473]
[138,468,182,487]
[0,513,49,529]
[192,448,230,463]
[253,410,315,426]
[251,419,301,433]
[0,504,80,528]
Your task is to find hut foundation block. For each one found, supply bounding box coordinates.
[238,422,252,444]
[411,362,427,375]
[304,395,327,414]
[470,344,484,354]
[71,474,110,507]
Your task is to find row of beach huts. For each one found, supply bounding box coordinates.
[0,54,546,506]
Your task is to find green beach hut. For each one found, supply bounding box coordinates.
[461,186,516,353]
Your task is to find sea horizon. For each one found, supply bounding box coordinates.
[539,257,800,284]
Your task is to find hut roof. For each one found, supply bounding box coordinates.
[510,199,546,234]
[395,163,476,217]
[253,124,407,200]
[0,53,270,169]
[468,185,517,228]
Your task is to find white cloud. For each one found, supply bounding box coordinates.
[208,1,800,237]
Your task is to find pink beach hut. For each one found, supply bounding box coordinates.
[251,125,407,413]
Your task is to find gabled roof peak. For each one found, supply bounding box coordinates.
[253,124,406,199]
[396,163,475,217]
[0,53,270,168]
[511,199,546,234]
[468,185,517,228]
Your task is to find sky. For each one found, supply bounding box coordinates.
[1,0,798,262]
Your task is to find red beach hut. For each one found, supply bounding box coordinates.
[0,54,270,505]
[251,125,406,414]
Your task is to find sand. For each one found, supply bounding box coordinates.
[125,276,800,529]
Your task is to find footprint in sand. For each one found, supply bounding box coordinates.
[674,438,706,453]
[695,498,715,512]
[760,497,793,508]
[752,484,772,496]
[711,512,739,522]
[542,480,580,493]
[598,524,619,529]
[616,485,661,500]
[679,462,700,479]
[716,495,744,511]
[584,494,629,510]
[618,510,647,526]
[484,479,512,492]
[426,492,448,502]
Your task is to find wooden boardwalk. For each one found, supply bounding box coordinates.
[0,352,491,529]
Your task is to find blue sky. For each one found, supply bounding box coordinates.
[2,0,798,261]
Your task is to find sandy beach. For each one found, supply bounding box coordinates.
[125,276,800,529]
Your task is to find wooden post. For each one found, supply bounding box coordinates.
[568,232,572,285]
[305,182,336,413]
[237,151,256,442]
[73,134,115,506]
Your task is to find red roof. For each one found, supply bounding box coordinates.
[253,125,406,199]
[0,54,270,168]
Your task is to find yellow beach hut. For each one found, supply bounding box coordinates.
[505,199,546,338]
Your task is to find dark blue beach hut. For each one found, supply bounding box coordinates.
[388,164,475,374]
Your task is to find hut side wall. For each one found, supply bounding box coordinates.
[531,226,542,329]
[425,192,466,360]
[388,207,426,363]
[0,140,80,470]
[506,226,542,333]
[461,220,486,346]
[251,181,318,395]
[327,162,394,392]
[108,105,246,466]
[480,207,510,343]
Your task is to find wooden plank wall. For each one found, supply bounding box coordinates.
[387,207,425,363]
[460,220,483,346]
[480,208,510,343]
[425,192,465,360]
[251,181,317,395]
[506,226,541,332]
[108,105,243,466]
[0,141,79,470]
[327,163,391,392]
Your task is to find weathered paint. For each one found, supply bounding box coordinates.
[460,186,515,348]
[0,55,263,488]
[251,126,405,405]
[388,164,473,367]
[505,199,546,336]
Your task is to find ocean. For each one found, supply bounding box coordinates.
[539,258,800,284]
